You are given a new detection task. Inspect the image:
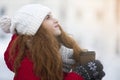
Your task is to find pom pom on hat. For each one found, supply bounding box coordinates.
[0,4,52,35]
[0,16,11,33]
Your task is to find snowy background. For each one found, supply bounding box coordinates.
[1,0,120,80]
[0,30,14,80]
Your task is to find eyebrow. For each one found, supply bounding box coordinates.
[45,13,52,18]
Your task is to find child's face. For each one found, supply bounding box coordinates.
[41,13,61,36]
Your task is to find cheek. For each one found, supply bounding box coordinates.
[44,22,54,31]
[42,22,52,30]
[43,23,55,33]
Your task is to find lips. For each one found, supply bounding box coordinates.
[54,25,59,28]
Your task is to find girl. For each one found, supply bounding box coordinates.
[0,4,105,80]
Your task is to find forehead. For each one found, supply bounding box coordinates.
[47,12,52,15]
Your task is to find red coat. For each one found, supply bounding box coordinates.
[4,34,84,80]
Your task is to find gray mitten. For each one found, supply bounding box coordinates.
[59,45,75,72]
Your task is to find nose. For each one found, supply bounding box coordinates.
[53,18,58,23]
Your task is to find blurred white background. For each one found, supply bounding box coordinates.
[0,0,120,80]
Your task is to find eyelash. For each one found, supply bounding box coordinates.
[46,15,51,19]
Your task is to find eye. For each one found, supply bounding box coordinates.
[46,15,51,20]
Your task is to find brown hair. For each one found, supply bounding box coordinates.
[58,25,82,63]
[10,25,82,80]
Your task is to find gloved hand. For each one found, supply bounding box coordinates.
[59,45,75,72]
[72,60,105,80]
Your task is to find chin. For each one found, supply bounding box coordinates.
[54,30,61,36]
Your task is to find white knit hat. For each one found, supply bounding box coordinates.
[0,4,51,35]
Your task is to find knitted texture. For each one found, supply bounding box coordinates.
[0,4,51,35]
[0,16,11,33]
[72,60,105,80]
[59,45,75,72]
